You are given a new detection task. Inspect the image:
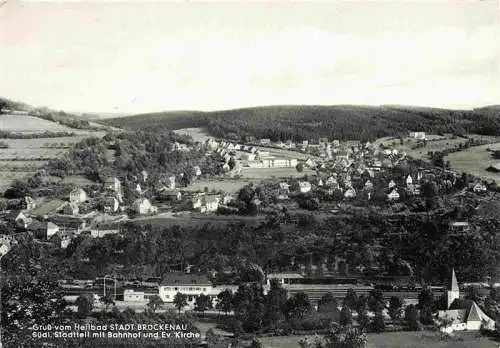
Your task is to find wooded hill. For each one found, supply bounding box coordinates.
[101,105,500,141]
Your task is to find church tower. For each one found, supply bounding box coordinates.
[446,268,460,309]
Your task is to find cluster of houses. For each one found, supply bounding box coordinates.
[206,138,298,171]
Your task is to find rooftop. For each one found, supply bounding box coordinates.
[160,273,212,286]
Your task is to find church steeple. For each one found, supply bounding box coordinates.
[449,268,459,292]
[446,268,460,308]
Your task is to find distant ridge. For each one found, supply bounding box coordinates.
[101,104,500,142]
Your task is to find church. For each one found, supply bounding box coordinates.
[436,269,495,333]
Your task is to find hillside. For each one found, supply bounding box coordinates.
[101,105,500,141]
[0,97,97,130]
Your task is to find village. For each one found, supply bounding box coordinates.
[1,126,498,346]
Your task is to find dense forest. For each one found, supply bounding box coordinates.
[102,105,500,142]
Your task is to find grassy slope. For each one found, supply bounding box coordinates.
[259,331,498,348]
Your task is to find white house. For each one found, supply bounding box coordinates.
[15,212,32,229]
[305,158,316,168]
[388,180,396,189]
[406,175,413,186]
[325,176,338,187]
[24,196,36,210]
[364,180,374,191]
[69,188,87,204]
[141,170,148,183]
[436,269,495,333]
[387,189,400,201]
[132,198,156,215]
[46,222,60,239]
[104,177,121,193]
[0,235,12,258]
[299,181,312,193]
[192,194,220,213]
[167,175,176,189]
[158,273,213,305]
[124,289,147,302]
[473,183,487,193]
[159,188,182,201]
[193,166,202,177]
[344,188,356,199]
[62,202,79,215]
[266,272,304,286]
[410,132,426,140]
[103,197,119,213]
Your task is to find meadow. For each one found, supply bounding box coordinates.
[0,114,75,133]
[0,126,106,193]
[445,143,500,184]
[376,134,500,161]
[258,331,498,348]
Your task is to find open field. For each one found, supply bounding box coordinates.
[61,175,97,186]
[0,133,106,194]
[259,331,498,348]
[377,134,500,161]
[185,178,262,194]
[0,114,76,133]
[0,171,37,193]
[240,167,315,179]
[445,143,500,184]
[174,127,212,143]
[131,213,265,228]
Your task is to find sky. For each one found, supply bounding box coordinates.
[0,1,499,113]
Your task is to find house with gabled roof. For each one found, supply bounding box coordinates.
[69,188,87,204]
[15,212,32,229]
[132,198,157,215]
[104,177,121,193]
[192,194,220,213]
[472,183,487,193]
[436,269,495,333]
[23,196,36,210]
[158,188,182,201]
[325,176,338,187]
[305,158,316,168]
[61,202,79,216]
[387,189,400,201]
[406,175,413,187]
[299,181,312,194]
[193,166,202,177]
[344,188,356,199]
[102,197,119,213]
[364,180,374,191]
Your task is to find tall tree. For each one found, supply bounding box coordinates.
[283,292,311,321]
[343,289,358,310]
[388,296,404,320]
[216,290,234,315]
[339,306,353,326]
[1,275,68,347]
[76,294,94,318]
[318,292,339,313]
[404,304,421,331]
[367,289,385,313]
[371,311,386,333]
[194,294,212,317]
[147,295,164,313]
[173,292,188,314]
[265,279,288,327]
